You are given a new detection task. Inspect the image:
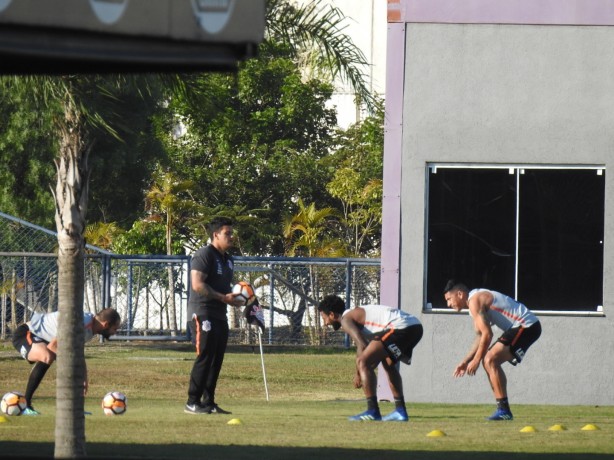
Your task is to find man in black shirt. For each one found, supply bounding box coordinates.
[185,216,244,414]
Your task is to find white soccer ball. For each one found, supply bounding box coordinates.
[102,391,127,416]
[232,281,254,306]
[1,391,27,416]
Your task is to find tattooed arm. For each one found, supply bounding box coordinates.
[190,269,243,306]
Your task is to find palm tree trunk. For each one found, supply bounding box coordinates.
[53,97,90,458]
[55,235,87,458]
[48,276,57,312]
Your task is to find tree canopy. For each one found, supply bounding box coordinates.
[0,0,384,259]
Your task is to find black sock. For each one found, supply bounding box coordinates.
[25,362,50,407]
[496,397,510,412]
[394,397,406,411]
[367,396,379,412]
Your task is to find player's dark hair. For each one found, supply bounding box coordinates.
[443,279,469,294]
[318,295,346,315]
[208,216,233,238]
[97,308,121,327]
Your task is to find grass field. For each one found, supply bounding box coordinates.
[1,341,613,460]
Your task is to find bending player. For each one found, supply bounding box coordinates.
[443,280,542,420]
[318,295,423,422]
[11,308,121,415]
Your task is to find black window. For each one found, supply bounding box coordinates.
[426,166,604,312]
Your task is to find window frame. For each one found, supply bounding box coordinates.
[424,162,605,316]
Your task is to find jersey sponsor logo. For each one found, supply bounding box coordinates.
[216,259,223,275]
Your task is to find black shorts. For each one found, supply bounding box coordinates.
[495,321,542,364]
[12,323,48,363]
[379,324,423,365]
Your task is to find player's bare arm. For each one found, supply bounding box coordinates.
[340,309,368,388]
[453,334,480,378]
[466,293,494,376]
[340,309,368,352]
[190,269,243,307]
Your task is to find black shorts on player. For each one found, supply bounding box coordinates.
[379,324,424,365]
[492,321,542,364]
[12,323,48,363]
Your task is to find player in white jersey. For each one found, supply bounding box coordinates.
[444,280,542,421]
[11,308,121,415]
[318,295,423,422]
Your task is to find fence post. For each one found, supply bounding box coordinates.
[102,254,111,309]
[127,261,133,335]
[344,259,352,348]
[268,264,274,345]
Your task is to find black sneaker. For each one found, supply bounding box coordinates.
[203,403,232,414]
[184,403,209,415]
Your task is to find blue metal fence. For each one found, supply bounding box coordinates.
[1,212,380,346]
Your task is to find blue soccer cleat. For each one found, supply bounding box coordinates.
[22,406,41,416]
[382,408,409,422]
[348,409,382,421]
[487,408,513,421]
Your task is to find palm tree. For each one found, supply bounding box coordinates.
[283,198,346,343]
[84,221,122,251]
[144,167,196,334]
[0,74,168,457]
[266,0,376,113]
[283,198,346,258]
[51,83,90,458]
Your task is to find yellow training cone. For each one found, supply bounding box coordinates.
[581,424,600,431]
[427,429,446,437]
[520,426,537,433]
[548,424,567,431]
[227,418,243,425]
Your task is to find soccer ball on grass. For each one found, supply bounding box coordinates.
[1,391,27,416]
[102,391,127,416]
[232,281,255,306]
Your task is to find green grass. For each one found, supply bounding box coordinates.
[1,341,613,460]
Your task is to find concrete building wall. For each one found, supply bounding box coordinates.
[398,23,614,405]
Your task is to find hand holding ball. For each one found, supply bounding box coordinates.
[232,281,255,306]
